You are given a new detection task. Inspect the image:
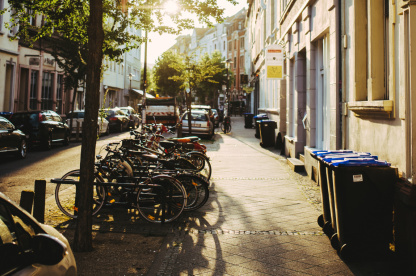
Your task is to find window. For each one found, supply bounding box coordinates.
[0,200,41,275]
[56,75,63,113]
[354,0,389,101]
[240,56,244,69]
[228,41,232,52]
[223,41,225,50]
[240,37,245,49]
[28,9,36,26]
[41,72,53,110]
[234,57,236,68]
[30,71,38,110]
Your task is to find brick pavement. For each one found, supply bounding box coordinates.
[148,116,407,276]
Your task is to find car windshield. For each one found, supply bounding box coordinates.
[184,113,207,121]
[102,110,114,117]
[67,112,84,119]
[11,113,39,128]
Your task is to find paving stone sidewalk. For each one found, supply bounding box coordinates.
[148,116,407,276]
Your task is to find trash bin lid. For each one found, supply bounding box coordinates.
[328,158,391,167]
[244,113,254,115]
[253,113,269,119]
[321,153,376,163]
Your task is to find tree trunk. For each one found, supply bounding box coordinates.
[73,0,104,252]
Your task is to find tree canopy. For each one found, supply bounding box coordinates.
[153,50,184,97]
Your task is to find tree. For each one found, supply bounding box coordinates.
[4,0,237,252]
[153,51,184,97]
[194,51,227,106]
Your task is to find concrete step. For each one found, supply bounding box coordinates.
[299,154,305,163]
[287,158,305,172]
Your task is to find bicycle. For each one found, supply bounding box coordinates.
[53,170,187,223]
[220,116,231,134]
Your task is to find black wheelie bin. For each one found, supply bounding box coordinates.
[327,158,398,261]
[259,120,277,147]
[319,152,377,250]
[311,150,356,237]
[253,114,268,138]
[244,113,254,128]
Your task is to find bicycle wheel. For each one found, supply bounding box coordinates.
[185,152,212,181]
[55,169,106,219]
[226,123,231,133]
[175,174,209,211]
[136,175,186,223]
[221,122,227,133]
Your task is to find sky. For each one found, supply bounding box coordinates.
[144,0,248,65]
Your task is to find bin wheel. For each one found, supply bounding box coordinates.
[330,233,340,251]
[317,215,324,228]
[322,222,333,237]
[339,244,352,261]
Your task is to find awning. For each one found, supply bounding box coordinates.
[132,89,155,98]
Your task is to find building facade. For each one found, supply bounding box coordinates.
[247,0,416,267]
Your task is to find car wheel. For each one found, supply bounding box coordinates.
[63,133,70,146]
[16,139,27,159]
[44,135,52,150]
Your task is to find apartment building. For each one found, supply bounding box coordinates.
[247,0,416,266]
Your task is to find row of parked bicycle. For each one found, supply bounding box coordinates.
[51,123,212,223]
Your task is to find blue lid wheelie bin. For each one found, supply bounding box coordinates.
[253,114,268,138]
[327,158,398,261]
[311,150,368,237]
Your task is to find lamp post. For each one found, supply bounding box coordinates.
[225,59,232,117]
[142,30,148,126]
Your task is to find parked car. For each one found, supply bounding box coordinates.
[0,192,77,275]
[100,108,129,133]
[0,116,27,159]
[181,110,214,139]
[9,110,70,150]
[191,105,215,125]
[118,106,141,129]
[211,109,220,128]
[66,110,110,136]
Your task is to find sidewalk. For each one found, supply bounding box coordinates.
[57,116,407,275]
[147,116,406,275]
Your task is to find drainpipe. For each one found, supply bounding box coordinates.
[340,0,347,150]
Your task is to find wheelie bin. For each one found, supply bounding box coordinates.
[253,114,268,138]
[327,158,398,261]
[244,113,254,128]
[259,120,277,147]
[311,150,355,237]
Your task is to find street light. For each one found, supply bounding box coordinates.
[224,59,232,117]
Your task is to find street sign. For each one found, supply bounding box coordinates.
[265,45,284,80]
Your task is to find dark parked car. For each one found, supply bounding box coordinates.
[118,106,141,129]
[9,110,70,150]
[100,108,130,133]
[0,116,27,158]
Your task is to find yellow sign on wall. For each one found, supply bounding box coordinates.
[267,65,283,79]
